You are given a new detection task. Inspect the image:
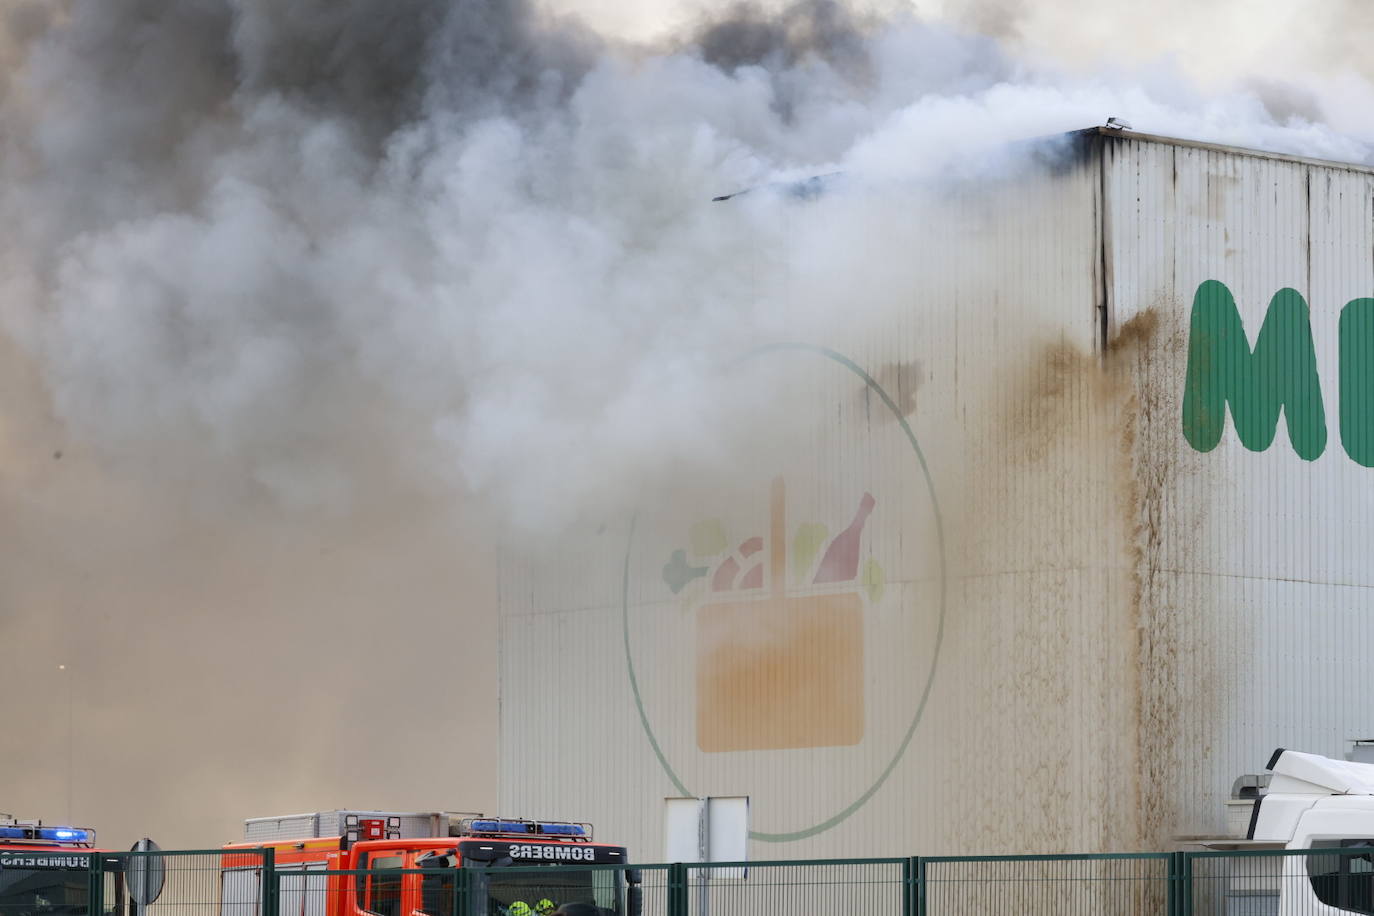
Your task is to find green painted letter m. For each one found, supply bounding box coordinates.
[1182,280,1327,460]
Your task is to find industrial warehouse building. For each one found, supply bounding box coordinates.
[497,127,1374,860]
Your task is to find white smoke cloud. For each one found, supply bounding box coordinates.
[3,0,1373,533]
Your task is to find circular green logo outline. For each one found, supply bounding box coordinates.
[620,343,947,843]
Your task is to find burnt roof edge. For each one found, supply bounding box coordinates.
[1083,125,1374,176]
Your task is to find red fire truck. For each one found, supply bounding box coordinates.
[0,814,113,916]
[221,811,641,916]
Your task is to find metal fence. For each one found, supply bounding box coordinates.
[921,852,1174,915]
[112,850,271,916]
[6,846,1374,916]
[0,850,269,916]
[1185,847,1374,916]
[283,864,663,916]
[685,859,907,914]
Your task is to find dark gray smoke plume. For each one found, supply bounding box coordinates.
[3,0,1373,846]
[693,1,872,77]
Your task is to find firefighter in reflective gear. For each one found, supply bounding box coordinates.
[506,903,532,916]
[535,900,555,916]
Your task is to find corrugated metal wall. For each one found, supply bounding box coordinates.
[498,131,1374,861]
[1103,133,1374,843]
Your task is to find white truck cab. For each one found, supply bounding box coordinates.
[1234,749,1374,914]
[1251,749,1374,843]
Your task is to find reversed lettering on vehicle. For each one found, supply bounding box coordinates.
[507,845,595,862]
[0,854,90,868]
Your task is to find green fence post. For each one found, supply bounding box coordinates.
[452,867,470,916]
[1180,852,1193,916]
[901,857,915,916]
[1165,851,1174,916]
[261,847,277,916]
[1166,851,1180,916]
[88,849,104,916]
[667,863,687,916]
[915,857,927,916]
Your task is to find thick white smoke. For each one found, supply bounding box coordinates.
[3,0,1370,532]
[3,0,1374,845]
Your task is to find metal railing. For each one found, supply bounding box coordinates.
[7,845,1373,916]
[0,849,272,916]
[1185,847,1374,916]
[920,852,1174,915]
[686,858,907,914]
[272,864,660,916]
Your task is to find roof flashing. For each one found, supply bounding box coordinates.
[1085,125,1374,176]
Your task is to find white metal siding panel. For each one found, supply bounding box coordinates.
[500,132,1374,860]
[499,149,1134,859]
[1104,133,1374,843]
[244,815,319,843]
[243,812,442,842]
[278,872,306,916]
[302,865,328,916]
[221,869,262,916]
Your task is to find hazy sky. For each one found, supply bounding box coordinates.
[549,0,1374,135]
[551,0,1349,78]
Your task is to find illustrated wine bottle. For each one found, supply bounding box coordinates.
[812,492,875,584]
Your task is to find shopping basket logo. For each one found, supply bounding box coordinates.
[662,476,882,752]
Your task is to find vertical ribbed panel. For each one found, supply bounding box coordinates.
[500,131,1374,861]
[1104,135,1374,844]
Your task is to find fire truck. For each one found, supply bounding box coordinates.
[221,811,641,916]
[0,814,112,916]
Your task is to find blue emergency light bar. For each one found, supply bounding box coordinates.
[458,817,590,840]
[539,824,585,836]
[469,820,531,834]
[0,825,95,844]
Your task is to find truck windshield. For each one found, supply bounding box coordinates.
[476,870,621,916]
[0,868,89,916]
